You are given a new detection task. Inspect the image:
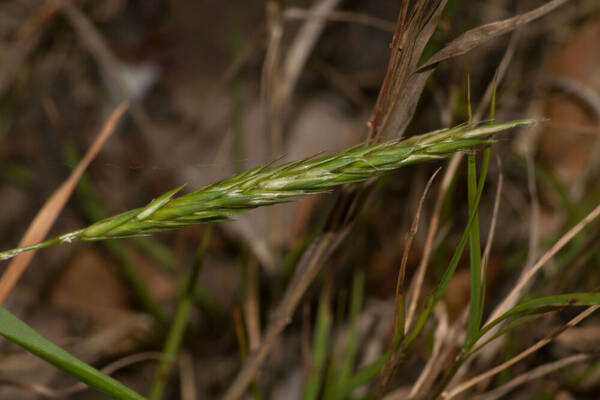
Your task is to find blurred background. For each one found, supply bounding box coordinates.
[1,0,600,399]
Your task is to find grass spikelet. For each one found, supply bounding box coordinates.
[0,120,534,260]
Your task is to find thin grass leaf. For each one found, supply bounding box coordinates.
[473,353,591,400]
[331,355,387,400]
[322,272,360,400]
[0,120,534,261]
[472,311,559,356]
[330,147,491,399]
[411,141,494,398]
[404,144,491,350]
[322,294,345,400]
[303,285,333,400]
[335,268,364,393]
[474,83,500,347]
[0,306,145,400]
[472,292,600,352]
[148,227,211,400]
[465,74,490,347]
[465,147,486,349]
[445,305,599,400]
[417,0,569,72]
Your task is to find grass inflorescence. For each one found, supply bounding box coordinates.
[0,120,533,261]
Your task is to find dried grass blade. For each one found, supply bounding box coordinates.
[444,305,599,399]
[417,0,570,72]
[374,168,440,399]
[484,201,600,330]
[472,353,590,400]
[0,103,128,303]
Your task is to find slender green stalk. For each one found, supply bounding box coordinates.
[337,268,364,389]
[465,149,484,348]
[148,227,211,400]
[303,284,332,400]
[404,143,491,350]
[331,355,387,400]
[465,72,484,348]
[0,120,534,261]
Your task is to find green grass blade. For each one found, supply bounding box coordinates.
[405,149,490,349]
[303,286,333,400]
[473,292,600,349]
[338,268,364,386]
[148,227,212,400]
[331,354,387,400]
[473,312,555,354]
[324,268,365,400]
[465,147,488,349]
[0,306,146,400]
[465,151,482,346]
[148,297,194,400]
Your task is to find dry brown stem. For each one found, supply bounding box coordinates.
[0,103,128,303]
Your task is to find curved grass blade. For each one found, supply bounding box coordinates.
[0,306,146,400]
[470,292,600,353]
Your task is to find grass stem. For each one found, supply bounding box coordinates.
[148,227,211,400]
